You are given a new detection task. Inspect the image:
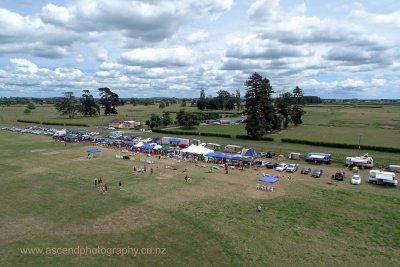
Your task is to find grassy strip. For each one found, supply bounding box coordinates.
[281,138,400,153]
[152,128,275,141]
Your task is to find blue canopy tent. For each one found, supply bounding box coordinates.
[259,176,279,183]
[244,148,257,157]
[141,144,155,150]
[86,148,101,153]
[170,138,180,144]
[231,156,242,161]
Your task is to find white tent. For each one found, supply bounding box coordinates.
[153,144,163,150]
[133,142,144,148]
[180,144,214,155]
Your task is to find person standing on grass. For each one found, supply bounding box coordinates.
[257,205,262,212]
[144,165,147,172]
[104,184,108,192]
[118,181,122,190]
[151,168,153,174]
[185,175,188,183]
[94,179,98,187]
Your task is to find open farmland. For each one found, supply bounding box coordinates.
[0,130,400,266]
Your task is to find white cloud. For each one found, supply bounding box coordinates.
[0,1,399,98]
[119,47,197,67]
[187,31,209,43]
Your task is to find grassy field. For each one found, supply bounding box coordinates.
[1,130,400,266]
[0,103,198,127]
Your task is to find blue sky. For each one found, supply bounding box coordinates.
[0,0,399,98]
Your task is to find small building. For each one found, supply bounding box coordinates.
[109,120,141,129]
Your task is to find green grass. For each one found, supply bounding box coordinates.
[1,130,400,266]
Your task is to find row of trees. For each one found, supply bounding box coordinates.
[244,73,305,138]
[146,110,221,129]
[197,89,240,110]
[55,88,120,118]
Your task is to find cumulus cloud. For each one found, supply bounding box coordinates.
[225,35,307,60]
[349,4,400,27]
[187,31,209,43]
[119,47,197,67]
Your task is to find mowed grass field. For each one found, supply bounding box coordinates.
[1,103,399,148]
[1,130,400,266]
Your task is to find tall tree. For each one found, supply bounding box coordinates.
[149,114,162,128]
[162,112,173,126]
[244,73,275,138]
[159,101,166,108]
[55,92,80,119]
[276,92,293,129]
[244,73,266,138]
[291,86,305,125]
[258,77,275,132]
[197,88,207,110]
[98,87,119,115]
[80,90,99,116]
[181,99,187,107]
[180,112,200,128]
[235,89,241,110]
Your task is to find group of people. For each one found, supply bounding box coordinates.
[94,178,123,192]
[256,183,274,192]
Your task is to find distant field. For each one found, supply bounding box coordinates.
[1,103,400,148]
[1,130,399,266]
[0,104,198,127]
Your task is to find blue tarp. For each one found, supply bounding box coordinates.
[231,156,242,161]
[86,148,101,153]
[141,145,155,150]
[259,176,279,183]
[244,148,257,157]
[206,153,234,159]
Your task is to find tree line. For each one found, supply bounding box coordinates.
[54,88,120,119]
[197,89,241,110]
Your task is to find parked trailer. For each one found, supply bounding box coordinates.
[368,170,397,186]
[345,153,373,168]
[161,137,172,145]
[384,165,400,173]
[288,152,301,160]
[306,152,332,164]
[205,143,221,150]
[224,145,242,153]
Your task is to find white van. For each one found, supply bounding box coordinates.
[368,170,397,186]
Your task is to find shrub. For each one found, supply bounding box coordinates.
[236,135,274,141]
[42,122,65,126]
[64,123,89,127]
[201,132,231,138]
[17,119,41,124]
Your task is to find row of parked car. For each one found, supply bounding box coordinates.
[254,160,323,176]
[254,159,362,184]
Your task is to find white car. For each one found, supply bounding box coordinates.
[286,164,299,173]
[351,175,361,185]
[275,163,288,172]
